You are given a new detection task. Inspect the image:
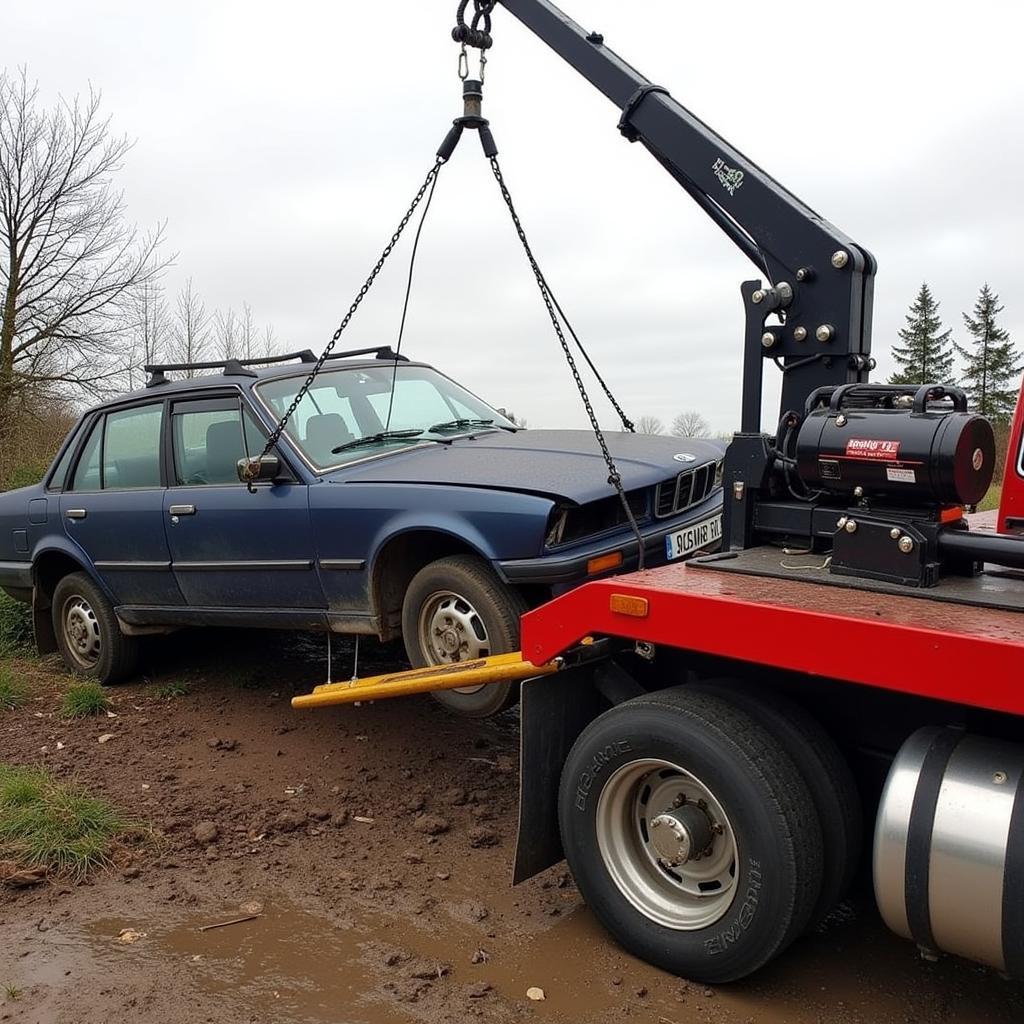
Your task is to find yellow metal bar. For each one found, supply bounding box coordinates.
[291,651,559,709]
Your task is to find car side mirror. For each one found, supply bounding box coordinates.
[237,454,282,485]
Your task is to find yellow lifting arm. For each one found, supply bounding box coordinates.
[291,651,559,710]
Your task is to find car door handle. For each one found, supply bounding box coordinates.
[65,509,87,520]
[168,504,196,516]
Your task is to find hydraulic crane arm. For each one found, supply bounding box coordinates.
[496,0,877,429]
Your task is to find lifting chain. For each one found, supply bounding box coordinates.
[487,154,646,568]
[252,158,446,466]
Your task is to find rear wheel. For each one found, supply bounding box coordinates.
[691,680,862,927]
[558,687,824,983]
[401,554,528,718]
[51,572,140,684]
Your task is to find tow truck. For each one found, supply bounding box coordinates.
[285,0,1024,984]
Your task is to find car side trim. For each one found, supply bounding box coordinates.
[94,561,172,571]
[318,559,366,571]
[0,560,33,589]
[116,605,327,630]
[172,560,314,571]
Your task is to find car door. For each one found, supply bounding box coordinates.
[59,401,184,607]
[163,395,324,610]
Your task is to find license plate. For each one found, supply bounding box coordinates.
[665,515,722,561]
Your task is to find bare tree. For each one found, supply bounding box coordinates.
[123,279,168,390]
[168,279,211,375]
[259,324,278,360]
[240,302,258,361]
[0,69,168,442]
[671,410,710,437]
[214,306,238,360]
[635,415,664,434]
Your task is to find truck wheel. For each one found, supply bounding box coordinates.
[692,681,862,927]
[401,554,528,718]
[558,688,823,983]
[51,572,141,685]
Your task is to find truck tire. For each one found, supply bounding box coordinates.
[51,572,140,685]
[558,687,824,983]
[401,554,528,718]
[692,681,862,928]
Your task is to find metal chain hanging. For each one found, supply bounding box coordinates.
[487,154,646,568]
[252,158,446,465]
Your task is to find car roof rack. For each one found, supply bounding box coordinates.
[144,346,410,387]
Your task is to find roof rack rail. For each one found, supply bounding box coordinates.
[144,346,409,387]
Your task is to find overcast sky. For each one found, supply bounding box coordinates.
[10,1,1024,433]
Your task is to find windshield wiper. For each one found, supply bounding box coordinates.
[428,417,516,434]
[332,429,424,454]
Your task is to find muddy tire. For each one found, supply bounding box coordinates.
[692,680,862,927]
[558,687,824,983]
[401,555,528,718]
[51,572,140,684]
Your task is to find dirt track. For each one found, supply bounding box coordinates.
[2,629,1023,1024]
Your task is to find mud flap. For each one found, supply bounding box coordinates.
[513,665,605,884]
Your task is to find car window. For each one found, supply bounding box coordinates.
[47,430,81,491]
[103,405,163,489]
[257,365,514,469]
[70,419,103,491]
[171,404,266,486]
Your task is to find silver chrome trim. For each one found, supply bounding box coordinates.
[168,504,196,516]
[65,508,87,519]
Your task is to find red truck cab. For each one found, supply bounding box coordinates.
[999,377,1024,534]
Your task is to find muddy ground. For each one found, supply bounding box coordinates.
[2,630,1022,1024]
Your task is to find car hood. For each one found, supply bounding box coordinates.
[327,429,725,505]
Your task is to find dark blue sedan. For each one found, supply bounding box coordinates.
[0,349,723,716]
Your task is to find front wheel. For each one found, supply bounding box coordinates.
[401,554,528,718]
[51,572,140,684]
[558,688,824,983]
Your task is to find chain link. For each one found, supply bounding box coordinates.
[487,155,647,569]
[255,158,446,463]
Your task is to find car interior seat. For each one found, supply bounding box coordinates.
[205,419,245,484]
[304,413,353,465]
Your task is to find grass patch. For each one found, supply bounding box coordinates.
[0,764,145,879]
[0,591,33,657]
[978,483,1001,513]
[153,680,190,699]
[3,983,21,1001]
[61,681,110,718]
[0,666,29,712]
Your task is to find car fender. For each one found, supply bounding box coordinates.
[30,536,113,603]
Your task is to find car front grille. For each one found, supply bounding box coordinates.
[655,464,717,518]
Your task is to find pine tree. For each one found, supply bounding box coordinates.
[954,284,1021,422]
[888,282,954,385]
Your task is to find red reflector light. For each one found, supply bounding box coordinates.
[609,593,649,617]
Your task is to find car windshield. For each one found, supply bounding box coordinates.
[256,364,516,469]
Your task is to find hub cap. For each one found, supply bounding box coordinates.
[62,595,102,670]
[417,590,490,694]
[595,758,738,930]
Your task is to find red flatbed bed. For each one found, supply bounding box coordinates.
[520,543,1024,718]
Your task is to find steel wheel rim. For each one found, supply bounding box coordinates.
[417,589,490,694]
[595,758,738,930]
[62,595,102,670]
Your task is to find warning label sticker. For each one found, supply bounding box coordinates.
[845,437,901,461]
[886,466,916,484]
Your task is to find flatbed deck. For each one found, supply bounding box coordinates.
[520,547,1024,716]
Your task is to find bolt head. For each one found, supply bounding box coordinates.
[836,516,848,529]
[793,326,808,342]
[761,331,777,349]
[844,519,858,534]
[815,324,834,343]
[751,289,765,304]
[993,771,1008,785]
[898,535,914,553]
[650,818,661,828]
[831,250,849,269]
[890,527,901,539]
[853,485,864,498]
[796,268,808,281]
[835,413,847,427]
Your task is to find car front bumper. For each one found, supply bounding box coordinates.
[496,501,722,587]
